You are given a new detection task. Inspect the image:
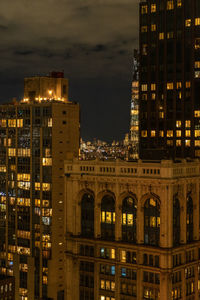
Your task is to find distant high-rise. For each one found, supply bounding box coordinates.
[129,49,139,159]
[0,72,80,300]
[139,0,200,159]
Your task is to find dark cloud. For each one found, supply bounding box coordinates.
[0,0,139,141]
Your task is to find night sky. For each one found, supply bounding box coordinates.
[0,0,138,141]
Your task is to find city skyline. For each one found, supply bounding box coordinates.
[0,0,139,142]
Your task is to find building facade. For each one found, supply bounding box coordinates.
[65,158,200,300]
[139,0,200,159]
[0,73,80,300]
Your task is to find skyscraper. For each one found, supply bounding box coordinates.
[0,72,80,300]
[129,50,139,159]
[139,0,200,159]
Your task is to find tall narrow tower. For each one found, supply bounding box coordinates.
[0,72,80,300]
[139,0,200,159]
[129,50,139,159]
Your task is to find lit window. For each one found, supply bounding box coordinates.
[195,18,200,26]
[195,61,200,68]
[35,182,40,191]
[185,19,191,27]
[167,82,173,90]
[167,0,174,10]
[167,140,173,146]
[178,91,182,99]
[8,119,16,127]
[111,249,115,259]
[195,38,200,50]
[8,148,16,157]
[142,94,147,100]
[195,71,200,78]
[151,24,156,31]
[141,5,148,14]
[185,140,190,147]
[141,84,148,91]
[151,93,156,100]
[176,82,182,89]
[17,173,30,181]
[159,131,164,137]
[195,130,200,137]
[167,32,174,39]
[159,32,164,40]
[151,83,156,91]
[48,118,52,127]
[42,158,52,166]
[18,148,30,157]
[0,166,6,172]
[142,44,148,55]
[194,110,200,117]
[159,112,164,118]
[100,280,105,290]
[0,119,6,127]
[195,140,200,146]
[167,130,173,137]
[176,140,181,146]
[176,120,181,128]
[35,199,40,207]
[141,130,147,137]
[185,120,191,127]
[176,131,181,137]
[185,130,191,137]
[186,81,191,88]
[151,4,156,12]
[177,0,182,7]
[151,130,156,137]
[17,119,23,127]
[43,183,51,191]
[141,26,148,32]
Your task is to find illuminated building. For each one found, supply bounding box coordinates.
[139,0,200,159]
[129,50,139,159]
[0,72,80,300]
[65,158,200,300]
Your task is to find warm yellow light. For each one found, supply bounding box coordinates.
[48,90,53,95]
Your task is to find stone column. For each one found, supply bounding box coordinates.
[160,184,173,248]
[137,184,143,244]
[180,183,187,244]
[193,181,199,241]
[160,272,172,300]
[94,202,101,238]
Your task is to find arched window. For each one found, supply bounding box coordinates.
[81,193,94,237]
[173,197,180,246]
[101,195,115,240]
[186,195,193,242]
[122,196,137,242]
[144,198,160,246]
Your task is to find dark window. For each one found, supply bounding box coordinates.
[81,194,94,238]
[186,195,193,242]
[144,198,160,246]
[122,196,137,243]
[173,197,180,246]
[101,195,115,240]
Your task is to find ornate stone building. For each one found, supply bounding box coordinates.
[64,158,200,300]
